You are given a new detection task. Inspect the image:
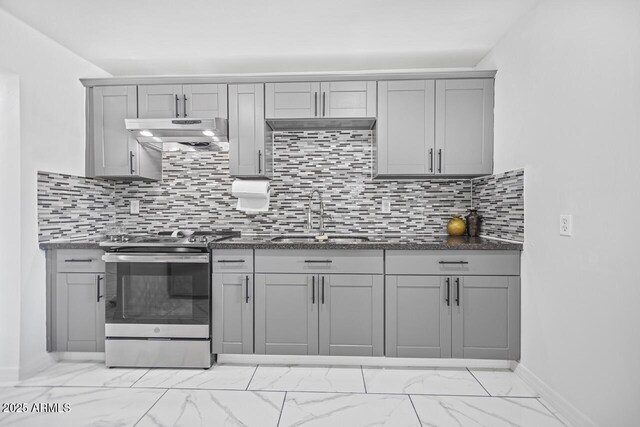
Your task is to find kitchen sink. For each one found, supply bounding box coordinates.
[270,235,370,244]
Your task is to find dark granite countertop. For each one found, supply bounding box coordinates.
[39,237,105,250]
[208,234,523,251]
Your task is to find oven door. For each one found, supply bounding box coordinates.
[103,253,210,338]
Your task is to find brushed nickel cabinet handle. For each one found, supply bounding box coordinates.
[304,260,332,263]
[321,276,325,304]
[129,151,135,174]
[429,149,433,173]
[445,277,450,306]
[175,94,180,117]
[217,259,245,263]
[183,94,188,117]
[439,261,469,265]
[64,259,93,263]
[455,277,460,306]
[438,149,442,173]
[314,92,318,116]
[312,276,315,304]
[322,92,326,117]
[245,275,250,303]
[258,150,262,174]
[97,275,103,302]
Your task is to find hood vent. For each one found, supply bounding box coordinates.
[125,118,228,152]
[265,117,376,131]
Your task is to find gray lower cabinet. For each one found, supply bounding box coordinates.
[319,274,384,356]
[254,273,384,356]
[212,273,253,354]
[254,274,318,355]
[48,249,106,352]
[386,275,451,358]
[452,275,520,360]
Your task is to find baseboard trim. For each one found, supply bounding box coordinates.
[512,362,597,427]
[56,352,105,362]
[218,354,512,368]
[0,367,20,385]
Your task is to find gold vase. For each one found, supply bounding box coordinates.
[447,215,466,236]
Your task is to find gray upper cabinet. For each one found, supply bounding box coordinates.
[254,274,319,355]
[376,80,436,175]
[212,273,254,354]
[228,84,268,177]
[376,78,494,177]
[435,79,493,175]
[452,275,520,360]
[265,81,376,119]
[319,81,376,118]
[91,85,161,180]
[386,275,451,358]
[319,274,383,356]
[138,84,227,118]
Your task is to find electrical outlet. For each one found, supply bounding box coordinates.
[381,198,391,214]
[560,214,572,236]
[130,200,140,215]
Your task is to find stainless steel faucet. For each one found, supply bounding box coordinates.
[306,190,325,234]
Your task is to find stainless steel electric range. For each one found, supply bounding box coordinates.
[100,230,238,368]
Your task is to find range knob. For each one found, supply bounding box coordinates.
[200,236,209,243]
[188,235,197,243]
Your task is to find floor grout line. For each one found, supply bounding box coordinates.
[132,388,169,427]
[360,365,368,393]
[407,395,423,425]
[129,369,152,388]
[467,367,491,396]
[276,391,287,427]
[246,364,259,391]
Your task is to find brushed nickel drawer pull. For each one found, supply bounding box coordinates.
[65,259,93,263]
[217,259,246,263]
[438,261,469,265]
[304,260,332,263]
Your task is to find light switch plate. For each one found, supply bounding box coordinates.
[381,198,391,214]
[130,200,140,215]
[560,214,572,236]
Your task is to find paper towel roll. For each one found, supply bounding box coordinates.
[232,179,271,213]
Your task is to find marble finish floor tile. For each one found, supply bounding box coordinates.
[18,362,148,388]
[137,389,285,427]
[469,369,538,397]
[133,364,257,390]
[411,395,565,427]
[363,367,488,396]
[248,365,366,393]
[279,392,420,427]
[0,386,164,427]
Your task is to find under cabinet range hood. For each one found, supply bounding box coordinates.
[125,118,228,152]
[265,117,376,131]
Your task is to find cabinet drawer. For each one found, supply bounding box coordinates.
[56,250,105,273]
[255,250,383,274]
[386,250,520,276]
[212,250,253,273]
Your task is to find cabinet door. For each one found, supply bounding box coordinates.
[435,79,493,175]
[377,80,435,175]
[138,84,182,118]
[229,84,265,176]
[56,273,102,352]
[265,82,321,118]
[212,273,254,354]
[319,81,376,118]
[183,84,228,118]
[319,274,383,356]
[92,85,138,177]
[452,276,520,360]
[386,275,452,358]
[255,274,318,355]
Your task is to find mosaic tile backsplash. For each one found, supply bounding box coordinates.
[37,171,114,242]
[37,131,525,241]
[472,169,525,242]
[114,131,471,235]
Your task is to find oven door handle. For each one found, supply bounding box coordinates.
[102,253,209,263]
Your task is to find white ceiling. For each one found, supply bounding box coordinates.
[0,0,539,76]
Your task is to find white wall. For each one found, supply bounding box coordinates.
[477,1,640,425]
[0,73,21,383]
[0,9,109,379]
